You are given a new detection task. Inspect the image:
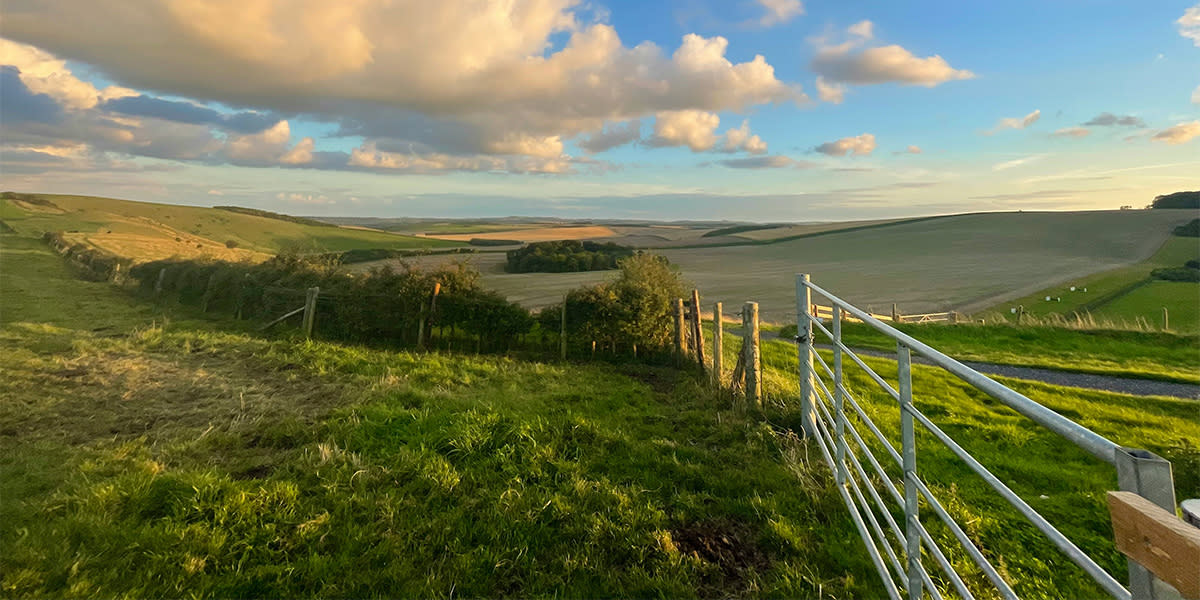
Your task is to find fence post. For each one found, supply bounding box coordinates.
[560,294,568,360]
[898,342,923,600]
[691,289,706,373]
[1116,447,1178,600]
[833,306,848,486]
[154,268,166,298]
[200,273,216,313]
[1162,307,1169,332]
[796,274,814,438]
[893,303,902,324]
[743,301,761,409]
[712,302,723,385]
[674,298,686,363]
[417,282,441,350]
[302,286,319,340]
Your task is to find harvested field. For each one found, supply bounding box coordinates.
[368,210,1195,322]
[426,225,617,242]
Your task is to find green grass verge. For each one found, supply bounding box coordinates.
[1092,280,1200,333]
[827,321,1200,385]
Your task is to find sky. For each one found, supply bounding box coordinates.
[1,0,1198,222]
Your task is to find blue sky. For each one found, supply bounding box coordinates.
[1,0,1197,221]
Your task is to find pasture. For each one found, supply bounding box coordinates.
[0,193,460,263]
[366,210,1193,322]
[3,229,1198,598]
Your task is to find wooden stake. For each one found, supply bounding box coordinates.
[417,282,441,350]
[302,286,319,339]
[892,303,900,323]
[154,268,166,297]
[673,298,686,363]
[690,289,705,373]
[1163,306,1170,331]
[712,301,723,385]
[200,273,216,313]
[743,301,761,408]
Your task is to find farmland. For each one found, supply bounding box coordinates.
[0,194,461,264]
[363,209,1194,322]
[3,228,1198,598]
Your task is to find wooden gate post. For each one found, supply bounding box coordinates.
[302,286,319,339]
[712,301,723,385]
[892,303,900,323]
[674,298,686,363]
[417,282,441,350]
[743,301,761,408]
[690,289,705,373]
[1162,307,1169,331]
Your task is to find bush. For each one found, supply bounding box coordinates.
[1150,267,1200,282]
[539,253,686,356]
[225,239,239,249]
[1173,219,1199,237]
[468,238,521,247]
[505,240,636,273]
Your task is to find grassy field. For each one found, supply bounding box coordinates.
[0,193,461,263]
[830,321,1200,384]
[3,229,1200,598]
[367,210,1194,322]
[985,234,1200,331]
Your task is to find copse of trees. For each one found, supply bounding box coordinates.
[505,240,636,273]
[1173,218,1199,237]
[128,253,533,351]
[538,253,686,357]
[1150,191,1200,209]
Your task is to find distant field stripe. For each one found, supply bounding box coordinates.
[665,213,968,249]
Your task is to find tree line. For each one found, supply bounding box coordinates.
[505,240,636,273]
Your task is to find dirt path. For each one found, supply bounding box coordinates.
[815,344,1200,399]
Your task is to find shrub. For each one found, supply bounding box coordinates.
[468,238,521,247]
[540,253,686,356]
[1173,219,1199,237]
[1150,267,1200,282]
[225,239,239,249]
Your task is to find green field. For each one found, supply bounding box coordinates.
[369,210,1195,323]
[0,193,461,262]
[987,235,1200,331]
[3,230,1199,598]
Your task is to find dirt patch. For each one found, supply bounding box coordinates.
[673,520,770,592]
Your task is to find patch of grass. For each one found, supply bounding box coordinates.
[826,321,1200,384]
[1093,280,1200,333]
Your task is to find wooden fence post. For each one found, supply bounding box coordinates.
[674,298,686,363]
[560,294,568,360]
[690,289,705,373]
[1162,307,1169,331]
[154,268,166,298]
[302,286,319,339]
[892,303,900,323]
[743,301,761,408]
[200,273,216,313]
[417,282,441,350]
[712,301,723,385]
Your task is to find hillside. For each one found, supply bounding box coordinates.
[359,210,1195,321]
[2,230,1197,598]
[0,193,462,263]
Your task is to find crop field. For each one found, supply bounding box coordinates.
[3,229,1198,598]
[372,210,1193,323]
[426,225,618,242]
[0,194,461,263]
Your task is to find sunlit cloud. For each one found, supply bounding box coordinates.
[1151,121,1200,145]
[815,133,876,156]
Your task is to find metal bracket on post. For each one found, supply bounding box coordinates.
[1115,447,1177,600]
[796,274,814,438]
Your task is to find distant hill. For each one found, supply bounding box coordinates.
[0,192,462,264]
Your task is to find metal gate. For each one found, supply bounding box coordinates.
[793,274,1179,600]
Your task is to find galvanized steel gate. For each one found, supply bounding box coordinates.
[793,274,1179,600]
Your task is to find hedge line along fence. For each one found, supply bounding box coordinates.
[128,255,535,352]
[43,231,131,282]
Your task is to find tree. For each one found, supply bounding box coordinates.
[1150,191,1200,209]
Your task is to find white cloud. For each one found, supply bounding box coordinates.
[987,109,1041,134]
[646,110,721,151]
[0,38,134,109]
[718,155,797,168]
[280,137,315,165]
[1179,5,1200,46]
[1192,84,1200,105]
[756,0,804,27]
[902,145,921,154]
[815,133,876,156]
[1,1,804,161]
[992,155,1044,171]
[348,141,573,174]
[1151,121,1200,145]
[810,21,974,87]
[720,120,767,154]
[815,76,846,104]
[1051,127,1090,138]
